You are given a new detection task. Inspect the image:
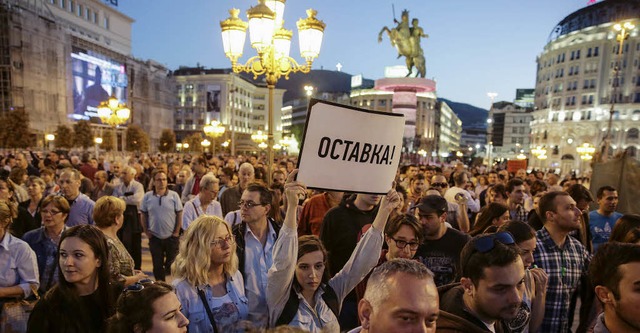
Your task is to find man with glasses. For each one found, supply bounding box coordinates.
[412,195,470,287]
[437,232,525,332]
[139,170,183,281]
[429,175,469,232]
[182,174,222,229]
[533,191,591,332]
[231,182,280,328]
[58,168,95,226]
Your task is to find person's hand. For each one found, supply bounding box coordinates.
[379,183,401,212]
[144,230,152,239]
[133,270,148,280]
[530,267,548,295]
[455,192,467,206]
[284,169,306,205]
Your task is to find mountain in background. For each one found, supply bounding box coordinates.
[439,98,488,129]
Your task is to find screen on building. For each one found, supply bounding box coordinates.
[71,50,128,124]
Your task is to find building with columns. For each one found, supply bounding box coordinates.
[530,0,640,174]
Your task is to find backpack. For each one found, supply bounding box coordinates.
[275,284,340,326]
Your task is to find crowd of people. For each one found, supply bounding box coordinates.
[0,150,638,333]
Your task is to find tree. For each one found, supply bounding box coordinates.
[126,125,150,152]
[0,109,33,149]
[101,130,116,152]
[73,120,94,149]
[54,125,74,150]
[184,133,203,153]
[158,129,176,153]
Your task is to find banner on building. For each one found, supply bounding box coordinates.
[206,85,221,112]
[297,99,405,194]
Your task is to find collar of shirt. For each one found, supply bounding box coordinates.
[0,232,13,251]
[244,220,277,244]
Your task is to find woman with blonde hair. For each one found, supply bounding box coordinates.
[93,196,147,286]
[172,216,248,333]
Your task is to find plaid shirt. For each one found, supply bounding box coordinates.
[509,202,528,223]
[533,227,591,333]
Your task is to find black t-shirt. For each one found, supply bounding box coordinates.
[414,228,470,287]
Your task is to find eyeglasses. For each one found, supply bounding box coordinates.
[473,232,515,253]
[123,279,154,293]
[238,200,265,209]
[388,237,420,250]
[41,210,62,216]
[211,235,235,248]
[431,182,448,188]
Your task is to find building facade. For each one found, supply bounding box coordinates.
[1,0,174,150]
[531,0,640,173]
[172,68,285,153]
[488,101,533,161]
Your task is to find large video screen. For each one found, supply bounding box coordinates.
[71,50,128,123]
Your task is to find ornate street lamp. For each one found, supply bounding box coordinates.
[221,0,325,184]
[97,95,130,127]
[201,139,211,153]
[203,120,226,155]
[603,21,635,161]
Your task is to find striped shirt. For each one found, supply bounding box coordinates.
[533,227,590,332]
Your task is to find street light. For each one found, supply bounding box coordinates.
[487,92,498,166]
[176,143,183,152]
[94,137,103,157]
[45,134,55,151]
[221,0,326,182]
[603,21,635,162]
[203,120,226,155]
[97,95,131,127]
[201,139,211,152]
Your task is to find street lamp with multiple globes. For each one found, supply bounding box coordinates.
[577,143,596,175]
[531,146,548,168]
[603,20,635,162]
[97,95,131,127]
[220,0,326,179]
[203,120,226,155]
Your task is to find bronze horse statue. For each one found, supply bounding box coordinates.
[378,10,427,78]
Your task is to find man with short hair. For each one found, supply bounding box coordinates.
[139,170,182,281]
[90,170,113,201]
[533,191,591,332]
[232,182,280,327]
[350,259,439,333]
[589,186,623,252]
[400,164,419,189]
[108,161,122,185]
[506,178,529,222]
[15,153,39,176]
[589,242,640,333]
[429,174,469,232]
[444,171,480,213]
[181,156,209,203]
[272,169,286,186]
[182,174,222,229]
[406,173,427,208]
[220,162,255,216]
[58,168,94,226]
[216,166,234,201]
[437,232,525,332]
[113,166,145,269]
[412,195,470,287]
[479,171,499,207]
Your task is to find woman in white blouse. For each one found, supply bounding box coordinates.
[267,171,400,332]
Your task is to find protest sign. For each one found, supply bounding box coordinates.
[297,99,405,194]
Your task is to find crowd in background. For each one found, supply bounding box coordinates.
[0,149,638,332]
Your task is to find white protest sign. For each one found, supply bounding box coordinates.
[297,99,405,194]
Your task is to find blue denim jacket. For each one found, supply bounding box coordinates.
[173,270,249,333]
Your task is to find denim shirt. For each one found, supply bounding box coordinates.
[267,224,384,332]
[22,226,66,292]
[173,270,249,333]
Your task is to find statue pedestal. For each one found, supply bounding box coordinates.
[374,77,436,152]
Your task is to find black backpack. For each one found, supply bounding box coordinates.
[275,284,340,326]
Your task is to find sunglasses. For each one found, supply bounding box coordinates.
[123,279,154,293]
[238,200,266,209]
[431,182,448,188]
[473,232,515,253]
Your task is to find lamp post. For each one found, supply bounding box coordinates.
[531,146,547,169]
[220,0,326,181]
[487,92,498,167]
[203,120,226,156]
[603,21,635,162]
[201,139,211,153]
[97,95,131,152]
[577,143,595,175]
[94,137,103,158]
[45,134,55,151]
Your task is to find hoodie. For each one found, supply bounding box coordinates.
[436,283,510,333]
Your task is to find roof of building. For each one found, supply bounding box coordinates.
[548,0,640,42]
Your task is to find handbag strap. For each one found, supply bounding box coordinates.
[196,287,220,333]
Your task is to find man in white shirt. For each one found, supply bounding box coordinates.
[444,171,480,213]
[182,174,222,229]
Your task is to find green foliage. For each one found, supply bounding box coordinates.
[0,109,33,149]
[54,124,74,150]
[73,120,94,149]
[158,129,176,153]
[183,133,203,153]
[101,130,116,152]
[126,125,150,152]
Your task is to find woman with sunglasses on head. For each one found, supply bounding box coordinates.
[267,171,401,332]
[93,196,148,287]
[498,221,548,333]
[108,280,189,333]
[22,195,70,294]
[171,215,249,332]
[27,224,116,333]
